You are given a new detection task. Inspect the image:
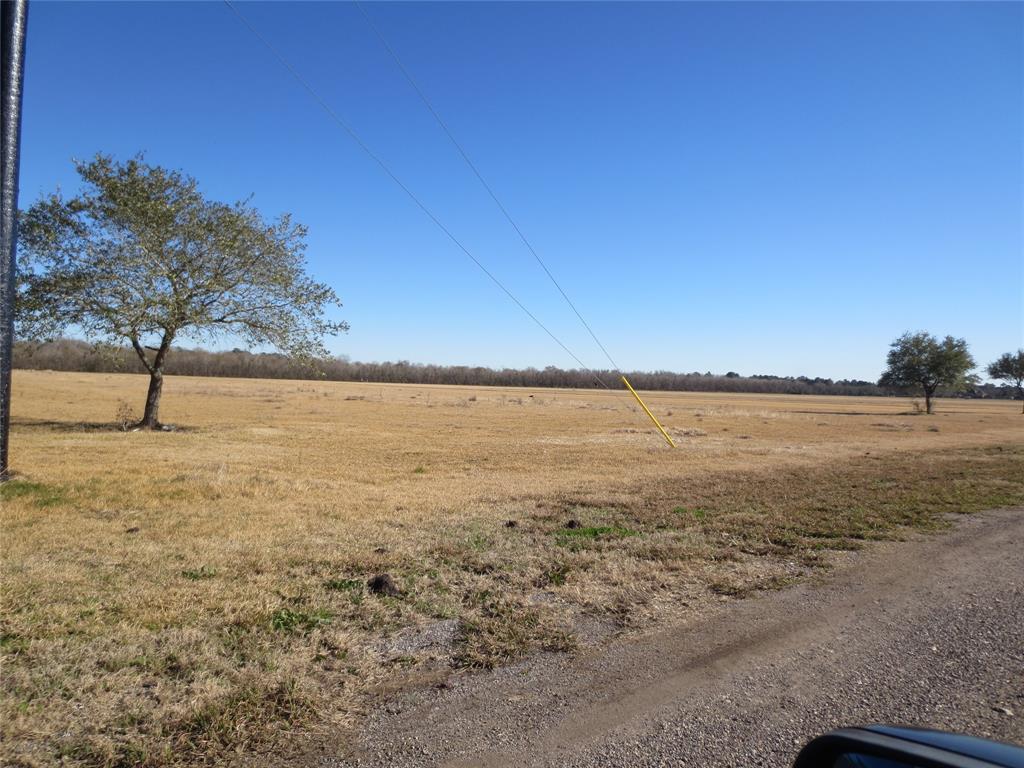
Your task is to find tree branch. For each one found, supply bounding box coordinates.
[130,335,155,375]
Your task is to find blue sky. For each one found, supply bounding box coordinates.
[18,1,1023,380]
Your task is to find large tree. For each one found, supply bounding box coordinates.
[878,331,975,414]
[17,154,347,428]
[986,350,1024,414]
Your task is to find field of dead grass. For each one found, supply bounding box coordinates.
[2,370,1022,767]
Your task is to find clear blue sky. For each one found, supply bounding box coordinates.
[18,1,1023,380]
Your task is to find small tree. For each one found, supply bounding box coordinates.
[17,154,348,428]
[878,332,975,414]
[987,350,1024,413]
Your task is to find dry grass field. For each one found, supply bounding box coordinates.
[2,370,1023,767]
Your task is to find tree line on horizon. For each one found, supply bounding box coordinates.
[12,337,1019,402]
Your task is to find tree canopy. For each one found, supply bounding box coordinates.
[986,350,1024,413]
[17,154,347,427]
[878,331,975,414]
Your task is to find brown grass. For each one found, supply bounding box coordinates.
[2,371,1023,767]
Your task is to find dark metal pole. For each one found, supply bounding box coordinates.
[1,0,29,481]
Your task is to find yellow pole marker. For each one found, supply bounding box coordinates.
[621,375,676,448]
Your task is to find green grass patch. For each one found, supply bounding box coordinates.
[323,578,362,592]
[554,525,638,547]
[0,631,28,655]
[269,608,333,634]
[672,506,707,521]
[181,566,217,581]
[0,479,71,508]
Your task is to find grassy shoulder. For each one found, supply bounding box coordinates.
[2,444,1022,767]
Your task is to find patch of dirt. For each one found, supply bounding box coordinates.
[376,619,460,657]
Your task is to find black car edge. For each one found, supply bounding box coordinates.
[794,726,1024,768]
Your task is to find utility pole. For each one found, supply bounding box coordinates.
[1,0,29,481]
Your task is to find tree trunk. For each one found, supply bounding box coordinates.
[924,387,934,415]
[130,331,174,430]
[140,370,163,429]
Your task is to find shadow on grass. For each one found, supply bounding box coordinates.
[11,417,194,433]
[790,410,894,416]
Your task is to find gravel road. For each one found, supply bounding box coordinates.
[327,508,1024,768]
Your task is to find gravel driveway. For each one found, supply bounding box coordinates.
[326,508,1024,767]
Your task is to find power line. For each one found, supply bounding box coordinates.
[222,0,612,390]
[348,4,663,436]
[225,3,666,439]
[354,0,623,374]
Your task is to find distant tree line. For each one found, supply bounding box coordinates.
[13,338,1019,400]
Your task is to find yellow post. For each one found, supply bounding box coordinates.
[621,375,676,448]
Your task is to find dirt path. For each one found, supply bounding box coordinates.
[327,509,1024,768]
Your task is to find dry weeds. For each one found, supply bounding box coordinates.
[2,371,1022,766]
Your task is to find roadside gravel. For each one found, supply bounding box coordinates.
[326,509,1024,768]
